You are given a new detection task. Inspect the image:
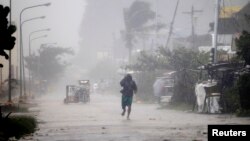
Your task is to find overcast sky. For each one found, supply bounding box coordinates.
[1,0,250,66]
[75,0,249,67]
[0,0,86,56]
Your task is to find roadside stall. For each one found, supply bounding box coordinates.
[195,80,220,113]
[194,62,243,113]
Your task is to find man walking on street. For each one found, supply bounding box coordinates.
[120,74,137,120]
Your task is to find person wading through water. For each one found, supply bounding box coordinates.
[120,74,137,120]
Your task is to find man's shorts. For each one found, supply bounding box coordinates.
[122,95,133,109]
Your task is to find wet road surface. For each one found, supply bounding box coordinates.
[19,92,250,141]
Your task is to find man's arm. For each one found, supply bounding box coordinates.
[120,78,125,87]
[133,81,137,94]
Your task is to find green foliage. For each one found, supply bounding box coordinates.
[172,70,199,104]
[158,47,209,71]
[38,46,74,81]
[126,47,209,103]
[223,86,240,113]
[237,73,250,110]
[124,1,155,31]
[25,45,74,85]
[234,30,250,113]
[127,50,163,71]
[236,30,250,65]
[236,109,250,117]
[0,116,37,140]
[128,47,209,72]
[0,5,16,67]
[122,1,161,61]
[159,47,209,103]
[133,71,163,102]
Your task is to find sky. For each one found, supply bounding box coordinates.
[1,0,250,76]
[78,0,215,55]
[0,0,249,90]
[76,0,250,69]
[1,0,249,62]
[0,0,86,56]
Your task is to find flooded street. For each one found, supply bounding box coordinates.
[19,92,250,141]
[1,0,250,141]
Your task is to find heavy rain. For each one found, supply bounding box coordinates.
[0,0,250,141]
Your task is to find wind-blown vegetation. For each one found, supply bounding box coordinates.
[0,115,37,140]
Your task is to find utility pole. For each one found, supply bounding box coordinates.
[8,0,12,103]
[183,6,202,48]
[154,0,159,49]
[213,0,220,64]
[166,0,179,48]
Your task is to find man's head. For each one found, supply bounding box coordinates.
[126,74,132,81]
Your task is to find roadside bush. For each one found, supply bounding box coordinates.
[0,116,37,140]
[236,109,250,117]
[171,70,199,104]
[223,86,240,113]
[238,73,250,110]
[222,72,250,116]
[134,71,162,102]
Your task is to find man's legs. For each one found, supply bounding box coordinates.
[121,107,126,116]
[127,96,133,120]
[121,95,133,119]
[127,105,131,120]
[121,95,126,116]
